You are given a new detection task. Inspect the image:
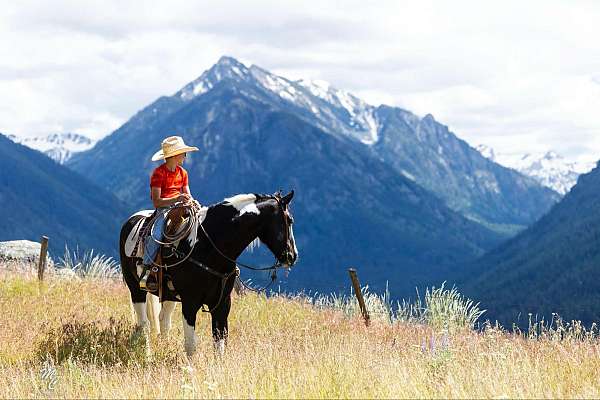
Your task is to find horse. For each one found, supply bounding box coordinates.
[119,191,298,357]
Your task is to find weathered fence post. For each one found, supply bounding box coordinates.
[38,236,49,282]
[348,268,370,326]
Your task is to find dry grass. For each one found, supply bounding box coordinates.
[2,267,600,399]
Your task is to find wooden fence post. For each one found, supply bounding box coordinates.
[38,236,49,282]
[348,268,370,326]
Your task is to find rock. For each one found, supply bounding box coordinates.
[0,240,54,267]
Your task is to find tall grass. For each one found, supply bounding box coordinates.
[396,282,486,331]
[2,266,600,398]
[313,281,485,331]
[57,246,120,279]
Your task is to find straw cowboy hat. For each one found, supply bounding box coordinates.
[151,136,199,161]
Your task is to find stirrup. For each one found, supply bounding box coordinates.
[139,265,158,291]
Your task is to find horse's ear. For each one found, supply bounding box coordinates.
[282,190,294,205]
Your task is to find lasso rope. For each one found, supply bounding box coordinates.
[146,201,202,269]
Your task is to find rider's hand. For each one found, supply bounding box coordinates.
[178,193,192,204]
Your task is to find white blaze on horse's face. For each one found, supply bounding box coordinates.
[283,208,298,265]
[289,218,298,259]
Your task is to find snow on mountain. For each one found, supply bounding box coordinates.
[296,79,379,144]
[476,144,496,161]
[176,56,379,145]
[8,133,96,164]
[476,145,595,195]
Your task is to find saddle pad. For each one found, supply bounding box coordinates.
[124,205,209,258]
[124,210,154,258]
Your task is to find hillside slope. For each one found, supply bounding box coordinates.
[457,162,600,325]
[2,271,600,399]
[0,133,128,257]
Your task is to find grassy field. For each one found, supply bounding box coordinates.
[2,265,600,399]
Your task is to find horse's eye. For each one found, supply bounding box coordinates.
[289,217,294,225]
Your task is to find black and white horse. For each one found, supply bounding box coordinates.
[119,191,298,356]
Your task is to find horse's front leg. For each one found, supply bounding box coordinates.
[159,301,177,337]
[211,295,232,356]
[182,301,201,358]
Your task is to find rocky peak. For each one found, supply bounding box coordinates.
[178,56,252,100]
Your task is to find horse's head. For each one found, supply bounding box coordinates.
[257,190,298,267]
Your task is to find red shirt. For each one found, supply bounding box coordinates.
[150,164,188,199]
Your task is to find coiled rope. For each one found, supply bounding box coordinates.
[146,201,202,269]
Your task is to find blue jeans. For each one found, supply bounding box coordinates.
[143,207,167,265]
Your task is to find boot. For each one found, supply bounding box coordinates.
[139,266,158,291]
[139,254,161,292]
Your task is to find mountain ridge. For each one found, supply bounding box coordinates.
[84,55,560,232]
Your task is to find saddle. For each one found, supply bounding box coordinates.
[124,210,155,258]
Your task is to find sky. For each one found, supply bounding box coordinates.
[1,0,600,163]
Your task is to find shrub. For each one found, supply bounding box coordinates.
[36,317,147,366]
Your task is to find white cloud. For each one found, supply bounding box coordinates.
[1,0,600,162]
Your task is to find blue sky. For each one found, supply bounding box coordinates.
[1,0,599,162]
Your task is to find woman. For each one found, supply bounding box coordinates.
[140,135,199,290]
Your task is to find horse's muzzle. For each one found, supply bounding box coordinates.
[282,251,297,267]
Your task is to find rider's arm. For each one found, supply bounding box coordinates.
[151,187,189,208]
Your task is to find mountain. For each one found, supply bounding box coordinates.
[178,58,559,233]
[0,133,128,257]
[370,112,558,234]
[476,145,595,195]
[456,161,600,326]
[71,57,557,236]
[68,57,508,296]
[8,133,96,164]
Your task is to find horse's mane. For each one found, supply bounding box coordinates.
[222,194,258,209]
[209,193,272,211]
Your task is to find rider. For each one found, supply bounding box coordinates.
[140,135,199,291]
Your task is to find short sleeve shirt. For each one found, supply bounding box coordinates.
[150,164,188,199]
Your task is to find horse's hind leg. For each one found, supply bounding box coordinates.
[125,262,151,330]
[126,269,154,356]
[159,301,177,337]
